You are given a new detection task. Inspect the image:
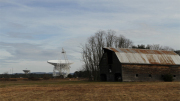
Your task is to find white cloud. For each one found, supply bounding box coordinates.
[0,50,13,59]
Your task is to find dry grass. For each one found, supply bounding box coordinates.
[0,80,180,101]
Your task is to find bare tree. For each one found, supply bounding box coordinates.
[81,30,133,81]
[115,35,133,48]
[148,44,174,51]
[105,30,116,47]
[132,44,174,51]
[149,44,163,50]
[161,46,174,51]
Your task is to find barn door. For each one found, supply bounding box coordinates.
[114,73,122,82]
[100,74,107,81]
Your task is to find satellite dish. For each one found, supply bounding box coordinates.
[47,48,73,78]
[23,70,30,74]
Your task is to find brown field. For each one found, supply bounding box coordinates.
[0,79,180,101]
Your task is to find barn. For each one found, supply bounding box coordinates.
[99,48,180,82]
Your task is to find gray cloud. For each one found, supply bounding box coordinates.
[0,0,180,73]
[0,42,60,60]
[0,41,81,61]
[3,32,33,39]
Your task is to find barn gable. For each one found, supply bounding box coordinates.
[175,50,180,56]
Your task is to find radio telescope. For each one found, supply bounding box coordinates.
[23,70,30,74]
[47,48,73,78]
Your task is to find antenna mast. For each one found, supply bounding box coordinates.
[52,48,71,78]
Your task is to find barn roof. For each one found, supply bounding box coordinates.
[104,48,180,65]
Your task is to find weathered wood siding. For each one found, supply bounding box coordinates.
[121,64,180,82]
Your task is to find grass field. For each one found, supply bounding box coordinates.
[0,79,180,101]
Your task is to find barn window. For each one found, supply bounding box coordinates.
[136,74,138,77]
[173,75,176,77]
[149,74,152,78]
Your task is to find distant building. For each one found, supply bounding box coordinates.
[99,48,180,82]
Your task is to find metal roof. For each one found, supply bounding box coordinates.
[104,48,180,65]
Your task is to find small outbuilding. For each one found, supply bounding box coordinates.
[99,48,180,82]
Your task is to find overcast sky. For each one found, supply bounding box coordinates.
[0,0,180,74]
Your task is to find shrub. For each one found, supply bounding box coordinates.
[10,79,17,81]
[43,75,50,80]
[163,74,173,82]
[28,77,41,81]
[0,78,9,81]
[67,74,73,78]
[57,75,64,78]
